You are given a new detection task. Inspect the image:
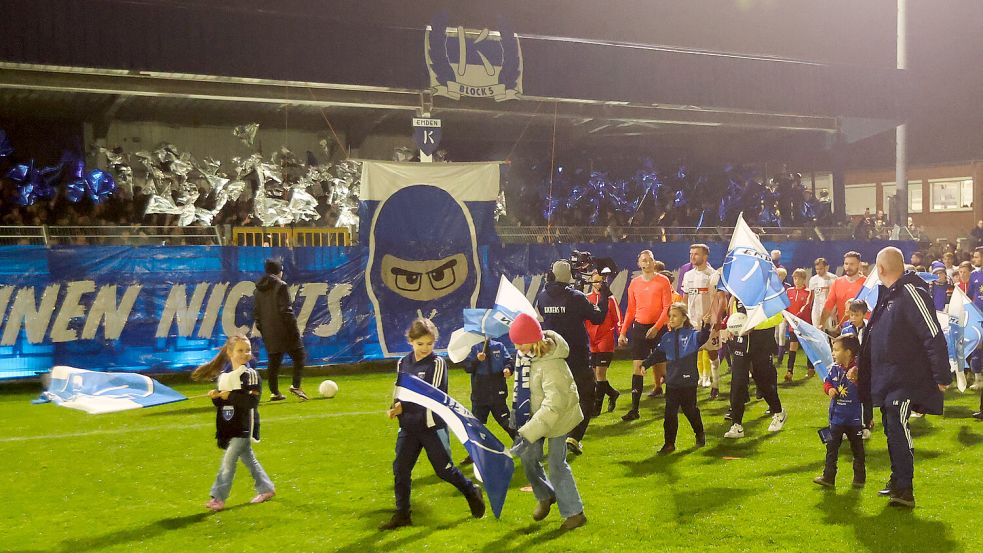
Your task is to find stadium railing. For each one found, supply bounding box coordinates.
[230,227,352,247]
[494,225,843,244]
[0,226,222,246]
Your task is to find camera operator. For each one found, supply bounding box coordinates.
[536,259,611,456]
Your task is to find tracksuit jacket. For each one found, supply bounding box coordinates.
[463,340,514,406]
[642,325,712,388]
[859,271,951,414]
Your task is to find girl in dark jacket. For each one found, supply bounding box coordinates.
[642,302,710,454]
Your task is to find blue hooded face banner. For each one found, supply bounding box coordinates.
[360,161,501,357]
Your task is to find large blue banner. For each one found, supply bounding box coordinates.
[0,240,913,379]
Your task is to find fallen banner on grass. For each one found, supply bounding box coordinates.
[394,371,514,518]
[34,366,187,414]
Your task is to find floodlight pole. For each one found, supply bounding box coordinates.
[895,0,909,230]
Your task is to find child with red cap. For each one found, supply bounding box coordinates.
[508,313,587,531]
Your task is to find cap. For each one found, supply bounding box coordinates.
[551,260,572,284]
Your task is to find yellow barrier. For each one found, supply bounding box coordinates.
[231,227,351,247]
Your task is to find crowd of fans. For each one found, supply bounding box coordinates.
[500,158,834,229]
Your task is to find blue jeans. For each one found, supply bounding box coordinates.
[210,437,275,501]
[519,435,583,518]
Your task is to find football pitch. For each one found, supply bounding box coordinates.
[2,359,979,553]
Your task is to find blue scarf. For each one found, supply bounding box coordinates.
[512,353,532,429]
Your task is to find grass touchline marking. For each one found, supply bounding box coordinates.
[0,410,382,443]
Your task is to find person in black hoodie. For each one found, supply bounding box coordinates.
[859,247,951,508]
[253,259,308,401]
[536,260,610,456]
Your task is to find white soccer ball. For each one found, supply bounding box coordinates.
[726,312,748,335]
[318,379,339,398]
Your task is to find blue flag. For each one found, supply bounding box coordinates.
[463,308,513,339]
[721,213,790,332]
[782,312,833,381]
[395,372,514,518]
[34,366,187,414]
[947,285,983,375]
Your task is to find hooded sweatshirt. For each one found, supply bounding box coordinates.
[517,331,584,442]
[253,273,302,354]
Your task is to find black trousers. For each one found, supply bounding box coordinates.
[393,427,473,513]
[664,386,704,445]
[472,400,517,440]
[823,424,866,483]
[729,330,782,426]
[267,346,305,394]
[568,354,595,442]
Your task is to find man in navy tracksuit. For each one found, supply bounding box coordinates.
[859,247,951,508]
[536,260,610,455]
[460,338,517,464]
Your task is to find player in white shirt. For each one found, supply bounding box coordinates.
[681,244,722,398]
[808,258,837,332]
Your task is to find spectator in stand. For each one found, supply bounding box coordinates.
[971,219,983,249]
[910,251,925,269]
[854,213,874,240]
[943,252,958,281]
[956,261,973,294]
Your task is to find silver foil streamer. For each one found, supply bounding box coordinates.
[494,190,507,221]
[233,123,260,147]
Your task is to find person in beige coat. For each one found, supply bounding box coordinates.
[508,313,587,531]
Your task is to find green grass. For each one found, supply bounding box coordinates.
[2,358,979,553]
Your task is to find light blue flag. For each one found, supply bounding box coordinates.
[463,308,513,339]
[856,270,934,312]
[721,213,790,332]
[449,276,539,362]
[782,312,834,381]
[395,372,514,519]
[34,366,187,414]
[947,285,983,373]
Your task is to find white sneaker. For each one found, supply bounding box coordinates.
[768,411,788,432]
[724,424,745,438]
[702,378,711,388]
[861,428,872,440]
[971,377,983,391]
[910,411,924,418]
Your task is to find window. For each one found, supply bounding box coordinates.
[844,184,876,216]
[881,181,922,214]
[929,178,973,212]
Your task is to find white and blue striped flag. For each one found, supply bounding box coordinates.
[395,372,514,518]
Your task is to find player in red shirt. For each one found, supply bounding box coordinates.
[784,268,813,382]
[585,271,622,415]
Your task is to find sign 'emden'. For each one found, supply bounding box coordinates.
[425,14,523,102]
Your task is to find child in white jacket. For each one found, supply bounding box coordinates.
[509,313,587,531]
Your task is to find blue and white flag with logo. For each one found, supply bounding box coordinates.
[395,372,514,518]
[781,312,833,381]
[946,285,983,391]
[721,213,790,333]
[855,269,934,312]
[34,366,187,414]
[449,276,537,362]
